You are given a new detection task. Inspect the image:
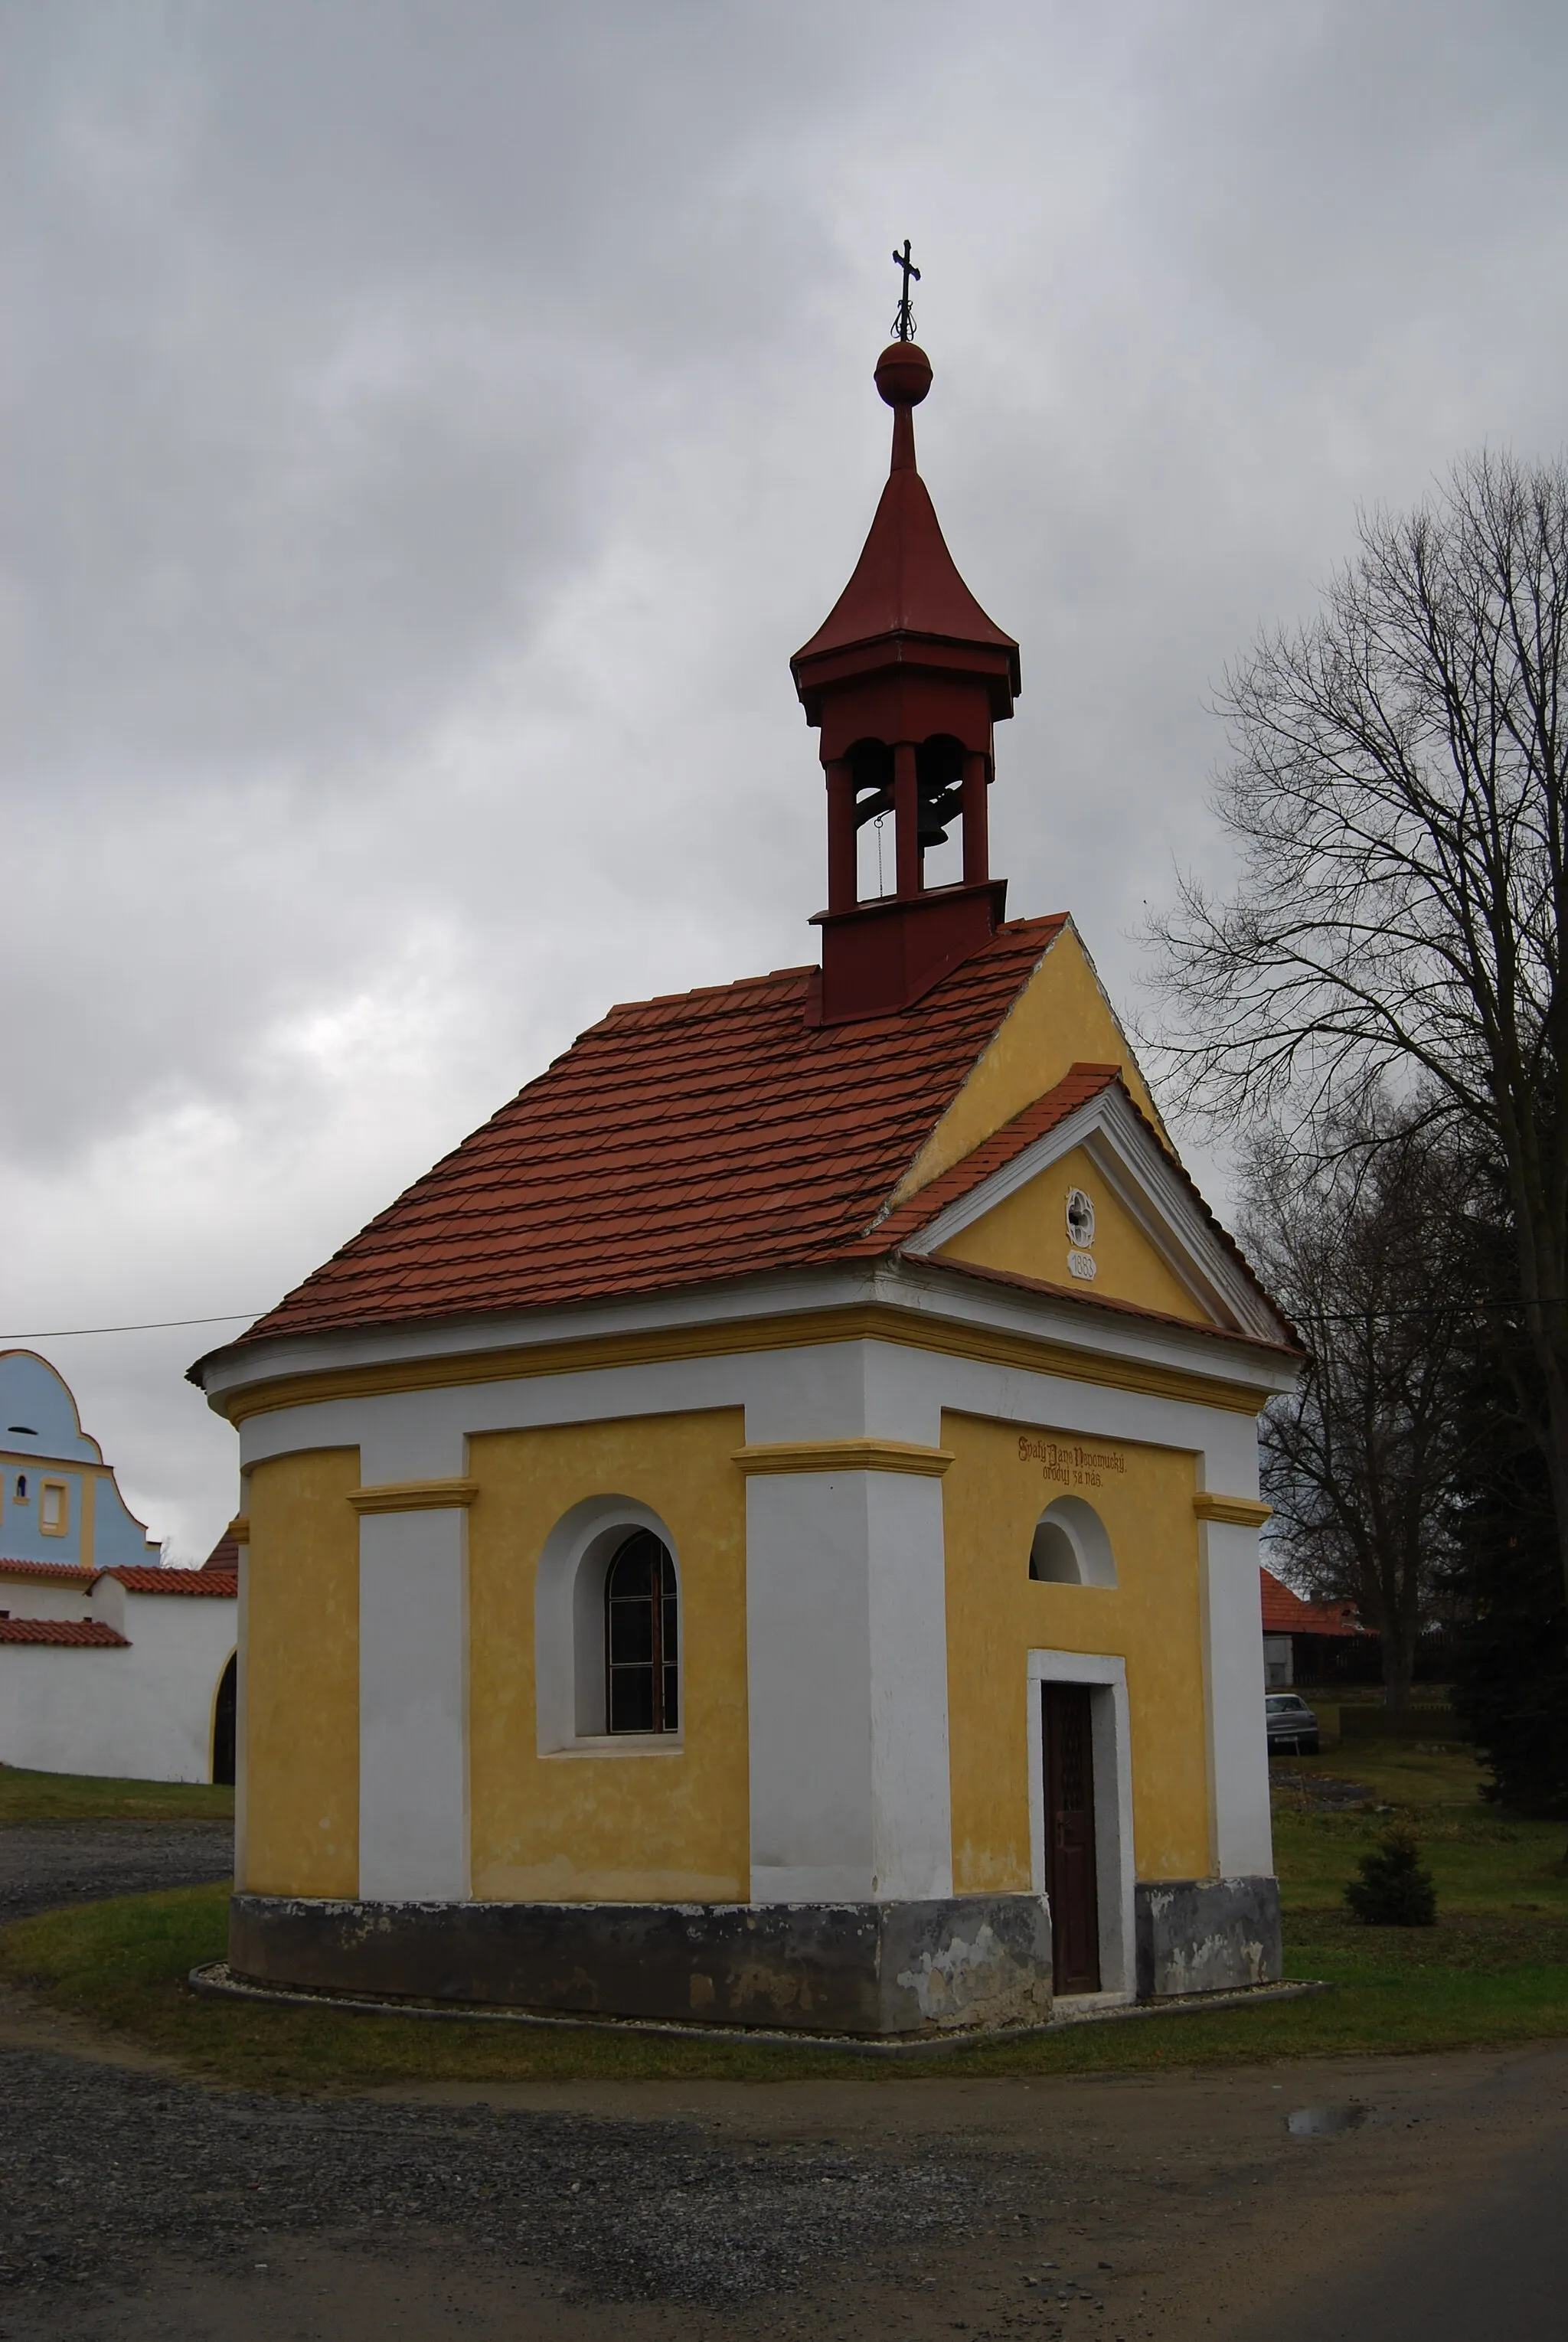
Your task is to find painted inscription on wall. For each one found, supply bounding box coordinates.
[1018,1434,1127,1491]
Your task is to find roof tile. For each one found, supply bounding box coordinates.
[0,1618,129,1647]
[0,1556,94,1586]
[103,1568,237,1598]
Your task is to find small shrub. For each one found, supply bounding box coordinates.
[1344,1824,1438,1926]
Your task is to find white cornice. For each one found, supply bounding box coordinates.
[198,1249,1298,1414]
[194,1265,886,1400]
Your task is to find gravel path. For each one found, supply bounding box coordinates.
[0,1824,233,1925]
[1,2027,1564,2341]
[0,2040,1054,2329]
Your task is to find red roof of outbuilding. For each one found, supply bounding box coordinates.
[0,1556,93,1586]
[0,1618,129,1647]
[101,1567,237,1598]
[1260,1566,1366,1638]
[223,916,1070,1347]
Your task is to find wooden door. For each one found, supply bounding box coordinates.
[1043,1682,1100,1993]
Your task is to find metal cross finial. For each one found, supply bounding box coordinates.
[891,239,920,342]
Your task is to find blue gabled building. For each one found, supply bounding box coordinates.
[1,1349,161,1573]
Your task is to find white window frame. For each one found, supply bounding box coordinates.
[39,1477,69,1537]
[1027,1649,1137,2000]
[534,1494,684,1758]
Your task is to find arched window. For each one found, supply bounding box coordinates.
[1028,1494,1118,1588]
[14,1473,28,1504]
[605,1530,679,1733]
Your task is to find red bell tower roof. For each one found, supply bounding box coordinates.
[794,328,1021,1026]
[792,341,1020,710]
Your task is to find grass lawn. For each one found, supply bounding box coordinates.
[0,1744,1563,2092]
[0,1762,234,1825]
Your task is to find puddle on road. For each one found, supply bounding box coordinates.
[1286,2104,1370,2138]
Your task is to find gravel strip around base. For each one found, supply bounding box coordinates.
[0,2043,1037,2307]
[0,1825,233,1924]
[187,1961,1059,2056]
[189,1958,1325,2045]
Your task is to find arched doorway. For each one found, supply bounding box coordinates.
[212,1653,237,1786]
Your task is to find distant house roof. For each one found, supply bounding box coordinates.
[0,1618,129,1648]
[1260,1566,1367,1640]
[201,1531,240,1573]
[97,1567,237,1598]
[0,1556,94,1586]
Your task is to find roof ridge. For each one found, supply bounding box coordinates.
[601,966,817,1023]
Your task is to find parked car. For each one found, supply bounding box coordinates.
[1266,1691,1320,1755]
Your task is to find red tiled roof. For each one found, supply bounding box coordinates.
[0,1556,93,1586]
[201,1532,240,1572]
[100,1567,237,1597]
[225,917,1070,1345]
[1260,1566,1366,1638]
[0,1618,129,1647]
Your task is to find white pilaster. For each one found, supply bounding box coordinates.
[745,1465,952,1903]
[1199,1520,1274,1876]
[233,1525,249,1888]
[358,1507,469,1902]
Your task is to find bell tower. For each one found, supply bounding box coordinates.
[792,299,1020,1024]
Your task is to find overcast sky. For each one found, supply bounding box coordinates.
[5,0,1565,1557]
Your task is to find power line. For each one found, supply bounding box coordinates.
[1,1311,262,1341]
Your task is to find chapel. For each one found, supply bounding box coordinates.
[193,314,1300,2036]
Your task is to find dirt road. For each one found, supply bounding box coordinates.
[1,1971,1564,2342]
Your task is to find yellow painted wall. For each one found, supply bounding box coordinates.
[942,1409,1211,1890]
[938,1143,1209,1325]
[468,1409,749,1903]
[895,923,1168,1204]
[243,1448,359,1896]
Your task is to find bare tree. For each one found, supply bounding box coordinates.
[1237,1100,1477,1709]
[1150,451,1568,1611]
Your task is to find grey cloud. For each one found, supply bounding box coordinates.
[5,0,1567,1552]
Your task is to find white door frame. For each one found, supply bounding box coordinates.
[1027,1650,1136,1999]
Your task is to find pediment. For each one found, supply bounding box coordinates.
[903,1085,1285,1342]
